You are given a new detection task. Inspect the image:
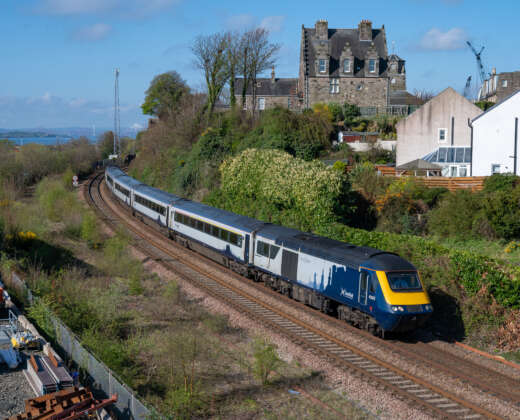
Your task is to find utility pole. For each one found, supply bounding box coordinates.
[114,68,121,156]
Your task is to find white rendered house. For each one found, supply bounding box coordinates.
[471,91,520,176]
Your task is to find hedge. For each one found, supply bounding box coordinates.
[317,223,520,309]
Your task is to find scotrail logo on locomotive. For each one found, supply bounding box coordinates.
[340,288,353,299]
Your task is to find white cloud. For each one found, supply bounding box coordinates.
[131,122,143,130]
[225,14,256,30]
[74,23,112,41]
[419,28,468,51]
[37,0,118,15]
[35,0,180,17]
[260,16,285,33]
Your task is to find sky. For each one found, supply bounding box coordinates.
[0,0,518,129]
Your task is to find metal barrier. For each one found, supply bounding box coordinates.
[7,272,150,420]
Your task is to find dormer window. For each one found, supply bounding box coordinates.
[319,59,326,73]
[343,58,351,73]
[390,62,397,72]
[369,59,376,73]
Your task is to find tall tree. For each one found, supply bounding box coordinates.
[225,31,241,108]
[244,28,280,114]
[192,33,229,117]
[141,71,189,120]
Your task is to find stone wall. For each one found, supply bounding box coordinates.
[496,72,520,103]
[307,77,388,107]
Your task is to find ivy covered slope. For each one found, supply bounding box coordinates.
[206,149,520,349]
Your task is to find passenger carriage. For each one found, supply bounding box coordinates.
[169,199,263,271]
[132,184,179,227]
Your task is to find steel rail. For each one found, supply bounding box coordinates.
[86,172,505,420]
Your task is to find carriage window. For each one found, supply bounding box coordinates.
[360,272,368,293]
[269,245,280,259]
[386,272,422,291]
[211,225,219,237]
[219,229,229,241]
[256,241,269,257]
[369,277,376,294]
[204,223,211,234]
[197,220,203,231]
[229,232,239,246]
[115,183,130,197]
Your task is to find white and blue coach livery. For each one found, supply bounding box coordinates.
[105,166,433,336]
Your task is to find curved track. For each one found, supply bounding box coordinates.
[86,171,512,420]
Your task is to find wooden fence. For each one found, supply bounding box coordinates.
[347,165,486,192]
[416,177,486,192]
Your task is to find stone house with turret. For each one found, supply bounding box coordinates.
[299,19,415,110]
[236,19,419,113]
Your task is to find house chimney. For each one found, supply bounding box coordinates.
[315,19,328,40]
[271,66,275,83]
[358,19,372,41]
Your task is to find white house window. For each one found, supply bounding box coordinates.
[438,128,447,142]
[369,59,376,73]
[459,166,468,177]
[258,97,265,110]
[319,59,326,73]
[391,78,396,84]
[502,80,508,88]
[491,164,501,174]
[343,58,351,73]
[329,78,339,94]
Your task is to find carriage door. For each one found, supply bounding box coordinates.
[358,270,370,307]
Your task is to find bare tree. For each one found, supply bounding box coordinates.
[238,28,280,113]
[248,28,280,114]
[412,88,436,104]
[225,31,241,108]
[192,33,229,117]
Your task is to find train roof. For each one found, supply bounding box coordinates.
[257,224,415,271]
[173,199,265,232]
[134,184,180,206]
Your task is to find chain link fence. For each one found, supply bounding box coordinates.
[8,272,150,420]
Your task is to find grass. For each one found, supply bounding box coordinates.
[0,175,375,419]
[435,236,520,265]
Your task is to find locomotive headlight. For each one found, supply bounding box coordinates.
[391,306,404,312]
[424,304,433,311]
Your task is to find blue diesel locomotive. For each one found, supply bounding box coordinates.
[105,166,433,335]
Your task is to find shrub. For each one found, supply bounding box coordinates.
[327,102,344,122]
[343,103,361,126]
[213,149,353,230]
[483,173,519,193]
[427,190,482,239]
[481,187,520,240]
[252,338,281,385]
[81,212,102,248]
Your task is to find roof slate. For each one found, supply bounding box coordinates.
[303,27,389,77]
[234,78,298,96]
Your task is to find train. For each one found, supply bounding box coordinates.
[105,166,433,335]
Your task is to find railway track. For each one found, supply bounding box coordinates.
[85,171,508,419]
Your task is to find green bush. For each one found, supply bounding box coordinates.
[482,187,520,240]
[327,102,344,122]
[427,190,482,239]
[252,338,281,385]
[210,149,353,230]
[483,173,519,193]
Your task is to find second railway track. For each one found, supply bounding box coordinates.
[85,171,513,420]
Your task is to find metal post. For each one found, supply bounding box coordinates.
[468,118,474,176]
[515,117,518,175]
[451,116,455,146]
